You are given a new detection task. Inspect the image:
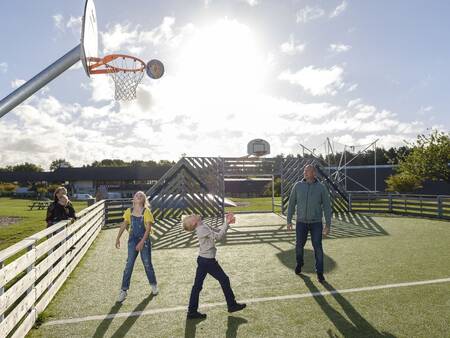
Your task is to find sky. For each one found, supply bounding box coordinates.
[0,0,449,169]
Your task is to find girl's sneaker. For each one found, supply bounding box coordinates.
[117,290,127,303]
[151,284,159,295]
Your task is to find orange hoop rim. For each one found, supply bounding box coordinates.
[87,54,146,75]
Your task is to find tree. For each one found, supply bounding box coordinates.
[91,159,127,167]
[7,162,44,172]
[397,130,450,182]
[50,159,72,171]
[386,130,450,192]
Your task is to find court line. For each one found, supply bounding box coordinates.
[42,276,450,327]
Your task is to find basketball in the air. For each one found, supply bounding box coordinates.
[146,59,165,79]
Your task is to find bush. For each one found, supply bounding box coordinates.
[385,173,422,193]
[263,177,281,197]
[0,183,17,192]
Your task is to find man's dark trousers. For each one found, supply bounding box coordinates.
[295,221,324,273]
[188,256,236,313]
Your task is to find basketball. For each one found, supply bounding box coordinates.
[146,59,165,79]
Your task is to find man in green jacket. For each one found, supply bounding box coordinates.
[287,164,332,283]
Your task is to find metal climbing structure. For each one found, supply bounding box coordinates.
[141,155,348,221]
[146,157,224,219]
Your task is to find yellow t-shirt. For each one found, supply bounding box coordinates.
[123,207,155,233]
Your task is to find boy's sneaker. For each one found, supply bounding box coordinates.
[228,303,246,313]
[117,290,127,303]
[317,273,325,283]
[295,265,302,275]
[151,284,159,295]
[187,311,207,319]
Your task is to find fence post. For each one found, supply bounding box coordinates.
[0,261,3,322]
[26,239,37,322]
[388,194,393,213]
[104,200,108,227]
[437,196,443,219]
[348,193,352,212]
[26,240,36,295]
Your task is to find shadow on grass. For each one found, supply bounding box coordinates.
[148,212,388,251]
[92,302,123,337]
[226,316,248,338]
[300,275,396,338]
[184,317,206,338]
[92,295,154,338]
[184,315,248,338]
[276,248,337,273]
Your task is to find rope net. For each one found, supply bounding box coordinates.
[104,56,145,101]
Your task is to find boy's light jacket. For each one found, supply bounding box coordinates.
[196,221,229,258]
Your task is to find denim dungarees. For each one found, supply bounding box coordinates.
[121,208,157,290]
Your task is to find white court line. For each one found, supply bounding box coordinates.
[43,277,450,327]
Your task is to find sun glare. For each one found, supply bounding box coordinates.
[176,19,267,102]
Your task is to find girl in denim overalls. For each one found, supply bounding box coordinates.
[115,191,158,302]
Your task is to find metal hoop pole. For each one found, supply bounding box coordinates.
[0,44,81,119]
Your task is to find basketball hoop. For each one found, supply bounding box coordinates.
[87,54,146,101]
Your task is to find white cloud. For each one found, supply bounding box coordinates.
[280,35,305,55]
[329,43,351,53]
[100,17,193,55]
[53,14,82,35]
[279,66,344,96]
[347,83,358,92]
[0,62,7,73]
[417,105,433,115]
[86,76,115,102]
[205,0,258,7]
[330,1,348,18]
[101,24,139,53]
[66,16,82,30]
[11,79,26,89]
[296,6,325,23]
[53,14,64,30]
[239,0,259,6]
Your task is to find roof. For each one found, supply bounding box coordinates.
[0,166,169,182]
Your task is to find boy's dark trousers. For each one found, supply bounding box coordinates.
[188,256,236,313]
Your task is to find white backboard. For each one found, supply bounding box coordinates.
[81,0,98,77]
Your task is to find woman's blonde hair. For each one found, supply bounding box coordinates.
[134,191,151,209]
[182,215,196,232]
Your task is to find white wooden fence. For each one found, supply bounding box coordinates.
[0,200,105,338]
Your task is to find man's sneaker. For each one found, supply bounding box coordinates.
[151,284,159,295]
[295,265,302,275]
[117,290,127,303]
[317,273,325,283]
[228,303,247,313]
[187,311,207,319]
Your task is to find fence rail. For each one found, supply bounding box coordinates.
[0,200,105,338]
[348,193,450,219]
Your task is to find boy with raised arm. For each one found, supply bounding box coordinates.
[183,212,246,319]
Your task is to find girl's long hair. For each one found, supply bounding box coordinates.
[134,191,151,209]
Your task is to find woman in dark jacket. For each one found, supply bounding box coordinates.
[46,187,76,227]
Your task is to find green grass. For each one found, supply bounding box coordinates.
[26,213,450,338]
[225,196,282,213]
[0,198,87,251]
